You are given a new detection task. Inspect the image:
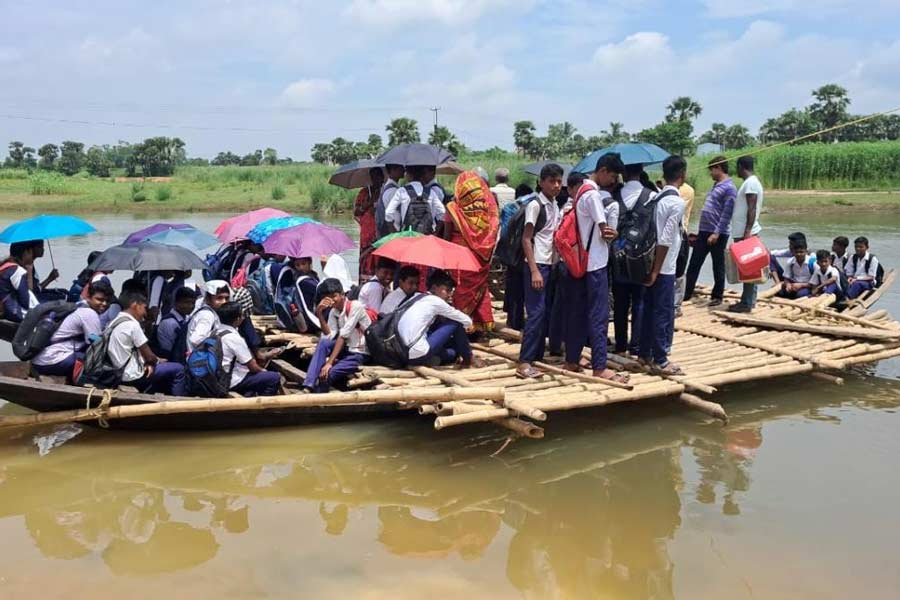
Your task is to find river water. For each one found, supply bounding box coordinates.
[0,210,898,599]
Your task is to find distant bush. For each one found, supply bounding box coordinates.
[0,168,29,180]
[155,185,172,201]
[131,182,147,202]
[309,180,353,214]
[271,182,286,200]
[29,171,76,195]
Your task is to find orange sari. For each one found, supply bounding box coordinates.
[446,172,499,331]
[354,186,378,279]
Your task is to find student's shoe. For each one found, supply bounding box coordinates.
[727,303,751,313]
[708,298,723,307]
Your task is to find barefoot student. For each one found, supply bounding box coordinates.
[845,236,880,299]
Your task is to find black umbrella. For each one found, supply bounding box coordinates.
[523,160,573,180]
[90,242,207,272]
[376,143,455,167]
[328,159,385,190]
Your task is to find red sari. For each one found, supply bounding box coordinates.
[446,172,500,331]
[354,186,378,279]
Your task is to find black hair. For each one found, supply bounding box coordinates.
[815,249,830,261]
[514,183,534,199]
[119,290,147,309]
[397,265,420,281]
[624,163,645,179]
[318,277,345,297]
[663,156,687,183]
[87,279,114,298]
[427,269,456,290]
[369,167,384,178]
[121,278,146,295]
[216,301,243,326]
[407,165,427,180]
[639,171,659,192]
[566,171,587,190]
[737,155,754,171]
[833,236,849,249]
[788,232,807,248]
[376,258,398,271]
[854,236,869,247]
[792,239,808,251]
[8,241,34,261]
[595,153,625,175]
[539,163,564,181]
[709,155,730,174]
[175,286,198,302]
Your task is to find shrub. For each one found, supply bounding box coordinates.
[155,185,173,201]
[29,171,76,195]
[0,168,29,180]
[131,182,147,202]
[309,180,354,214]
[271,182,286,200]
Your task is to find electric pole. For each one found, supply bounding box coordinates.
[430,107,440,139]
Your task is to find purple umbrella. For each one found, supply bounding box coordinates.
[261,222,354,259]
[124,223,194,245]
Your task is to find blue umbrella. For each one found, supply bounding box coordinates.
[573,142,671,173]
[247,216,318,244]
[145,228,220,252]
[0,214,97,269]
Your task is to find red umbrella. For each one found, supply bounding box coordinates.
[214,208,291,243]
[372,235,481,272]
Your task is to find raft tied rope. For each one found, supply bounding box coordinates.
[84,387,115,429]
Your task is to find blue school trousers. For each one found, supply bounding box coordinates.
[519,264,551,364]
[33,352,81,380]
[548,263,567,355]
[639,274,676,367]
[132,362,188,396]
[613,280,644,354]
[585,268,610,371]
[503,265,525,331]
[847,280,874,300]
[409,321,472,366]
[233,371,281,397]
[563,273,588,365]
[304,337,367,393]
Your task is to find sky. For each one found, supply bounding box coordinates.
[1,0,899,160]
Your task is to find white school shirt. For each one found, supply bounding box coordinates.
[425,179,445,203]
[785,256,814,283]
[219,324,252,389]
[325,300,372,355]
[380,287,412,315]
[357,278,387,312]
[32,306,102,367]
[731,175,764,237]
[831,251,850,274]
[524,192,560,265]
[187,305,221,351]
[384,182,446,230]
[398,293,473,360]
[575,181,611,272]
[620,180,648,212]
[845,252,879,279]
[381,179,401,211]
[107,313,149,383]
[810,265,843,290]
[7,265,39,312]
[655,186,687,276]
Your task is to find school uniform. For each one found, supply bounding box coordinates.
[684,178,736,302]
[384,182,446,232]
[357,277,388,313]
[154,309,187,360]
[380,287,413,315]
[398,293,473,366]
[638,186,685,367]
[778,255,815,298]
[186,305,221,353]
[518,192,560,364]
[810,265,843,297]
[106,313,186,395]
[501,194,537,331]
[831,251,850,274]
[0,263,39,322]
[613,181,650,355]
[32,306,102,378]
[377,179,401,238]
[219,324,281,397]
[845,252,880,299]
[304,300,372,393]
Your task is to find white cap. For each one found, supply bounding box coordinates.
[205,280,231,295]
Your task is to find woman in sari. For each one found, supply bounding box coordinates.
[443,171,500,332]
[353,167,385,281]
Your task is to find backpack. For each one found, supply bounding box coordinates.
[185,331,234,398]
[12,300,79,361]
[78,315,134,389]
[611,187,653,281]
[850,254,885,288]
[171,305,215,364]
[150,312,187,361]
[496,196,547,268]
[401,184,435,235]
[376,182,399,239]
[364,293,427,368]
[204,245,238,282]
[247,261,275,315]
[275,275,321,333]
[554,183,596,280]
[617,189,679,285]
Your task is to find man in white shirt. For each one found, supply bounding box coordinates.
[217,302,281,396]
[106,290,187,395]
[517,163,563,379]
[399,270,478,367]
[384,166,446,234]
[356,258,396,313]
[185,280,231,354]
[845,236,880,299]
[637,156,687,375]
[728,156,765,313]
[490,168,516,208]
[304,278,373,392]
[376,164,405,239]
[380,266,420,315]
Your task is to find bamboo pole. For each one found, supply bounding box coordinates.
[409,366,475,388]
[504,398,548,422]
[839,346,900,366]
[678,393,728,423]
[713,311,900,341]
[810,371,845,385]
[691,362,813,386]
[496,418,544,439]
[434,408,513,429]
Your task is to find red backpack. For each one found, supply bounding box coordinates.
[554,182,596,279]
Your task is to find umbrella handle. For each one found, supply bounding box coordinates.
[47,239,56,270]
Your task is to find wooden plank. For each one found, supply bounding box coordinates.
[271,359,307,383]
[712,311,900,341]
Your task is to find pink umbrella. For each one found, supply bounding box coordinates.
[214,208,291,243]
[261,222,355,258]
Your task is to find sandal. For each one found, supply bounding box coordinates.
[516,365,544,380]
[654,362,685,376]
[596,369,630,384]
[562,363,583,373]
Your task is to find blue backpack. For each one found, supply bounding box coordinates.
[246,260,276,314]
[204,245,238,282]
[185,331,234,398]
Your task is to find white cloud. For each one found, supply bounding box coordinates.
[344,0,520,26]
[591,31,673,72]
[279,78,337,107]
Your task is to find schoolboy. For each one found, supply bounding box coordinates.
[357,258,397,313]
[613,162,651,356]
[845,236,880,299]
[777,242,814,299]
[153,286,198,360]
[810,250,843,299]
[185,280,231,353]
[380,266,421,315]
[830,236,851,274]
[217,302,282,397]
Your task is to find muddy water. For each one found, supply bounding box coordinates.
[0,211,898,599]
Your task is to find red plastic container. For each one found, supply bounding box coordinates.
[730,237,770,283]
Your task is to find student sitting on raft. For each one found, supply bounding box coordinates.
[380,266,421,315]
[152,286,198,360]
[830,236,851,274]
[810,250,844,299]
[303,278,373,393]
[845,236,880,300]
[0,241,41,322]
[185,281,232,353]
[216,301,282,397]
[769,232,814,284]
[777,241,814,299]
[356,258,397,313]
[31,280,114,380]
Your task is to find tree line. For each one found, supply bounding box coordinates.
[4,137,188,177]
[309,118,463,165]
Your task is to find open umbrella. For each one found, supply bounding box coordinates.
[0,214,97,269]
[371,230,423,249]
[372,235,481,272]
[573,142,670,173]
[261,222,354,259]
[376,143,455,167]
[247,216,318,244]
[145,228,220,252]
[214,208,291,243]
[124,223,193,245]
[90,242,206,272]
[523,160,573,180]
[329,159,385,189]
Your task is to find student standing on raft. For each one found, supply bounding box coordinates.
[638,155,687,375]
[727,156,765,313]
[683,155,736,306]
[376,164,405,240]
[384,166,446,234]
[516,164,563,379]
[354,167,385,280]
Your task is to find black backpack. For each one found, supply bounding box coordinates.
[402,184,435,234]
[495,197,547,268]
[150,312,187,361]
[12,300,78,361]
[617,189,679,285]
[364,293,427,368]
[171,305,215,365]
[78,315,135,389]
[185,331,234,398]
[850,254,885,288]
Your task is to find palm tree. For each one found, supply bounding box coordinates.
[666,96,703,123]
[386,118,421,146]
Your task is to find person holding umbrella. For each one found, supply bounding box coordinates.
[378,164,405,239]
[354,167,385,280]
[0,241,41,321]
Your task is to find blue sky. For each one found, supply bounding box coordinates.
[1,0,899,159]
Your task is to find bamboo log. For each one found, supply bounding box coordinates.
[409,366,475,387]
[713,311,900,341]
[361,369,418,378]
[678,393,728,423]
[496,417,544,439]
[263,332,319,346]
[418,404,437,415]
[0,386,506,430]
[860,269,895,309]
[270,359,307,383]
[434,408,513,429]
[691,362,813,386]
[810,371,845,385]
[839,346,900,366]
[504,398,548,422]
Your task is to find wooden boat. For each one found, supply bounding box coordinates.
[0,361,409,431]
